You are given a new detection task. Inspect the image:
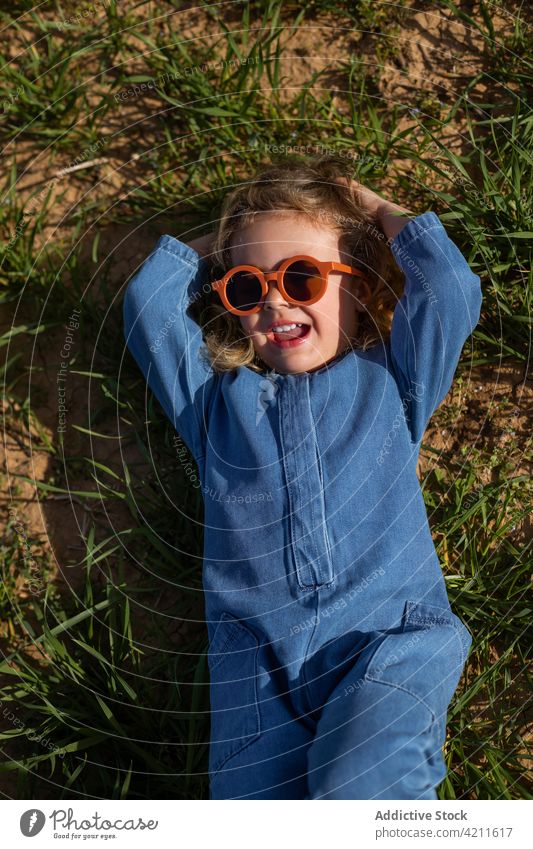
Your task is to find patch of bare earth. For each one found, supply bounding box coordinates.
[1,0,530,797]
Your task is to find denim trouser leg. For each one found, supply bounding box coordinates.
[305,671,442,799]
[304,614,469,800]
[208,624,314,800]
[209,715,313,800]
[208,602,470,800]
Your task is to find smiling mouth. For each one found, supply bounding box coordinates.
[265,323,312,348]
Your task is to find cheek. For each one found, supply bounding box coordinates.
[315,287,356,334]
[315,287,344,324]
[240,317,255,336]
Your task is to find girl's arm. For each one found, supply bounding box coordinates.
[338,178,483,444]
[181,231,216,258]
[387,212,482,444]
[123,235,216,465]
[335,176,414,240]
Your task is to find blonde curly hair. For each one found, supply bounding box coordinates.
[190,152,405,374]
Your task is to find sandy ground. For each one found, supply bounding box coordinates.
[1,0,530,795]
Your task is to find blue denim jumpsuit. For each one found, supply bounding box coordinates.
[123,211,482,800]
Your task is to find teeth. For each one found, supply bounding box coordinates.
[272,323,302,333]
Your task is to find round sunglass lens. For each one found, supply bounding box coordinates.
[226,270,263,312]
[283,260,322,302]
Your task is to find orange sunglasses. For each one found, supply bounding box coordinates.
[211,255,371,316]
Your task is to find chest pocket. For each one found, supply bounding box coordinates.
[207,612,262,778]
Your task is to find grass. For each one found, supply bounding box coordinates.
[0,0,531,799]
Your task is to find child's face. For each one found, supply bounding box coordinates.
[229,212,368,374]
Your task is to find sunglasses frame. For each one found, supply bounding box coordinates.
[211,254,371,315]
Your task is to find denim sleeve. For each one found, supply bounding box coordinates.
[387,211,483,445]
[122,234,215,464]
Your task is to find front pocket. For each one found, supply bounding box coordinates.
[363,599,472,724]
[404,599,473,665]
[208,612,261,777]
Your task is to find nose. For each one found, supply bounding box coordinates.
[262,273,288,308]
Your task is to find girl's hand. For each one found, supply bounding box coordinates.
[334,177,414,241]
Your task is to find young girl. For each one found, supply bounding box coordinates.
[123,154,482,800]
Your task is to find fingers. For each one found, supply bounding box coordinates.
[333,176,383,218]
